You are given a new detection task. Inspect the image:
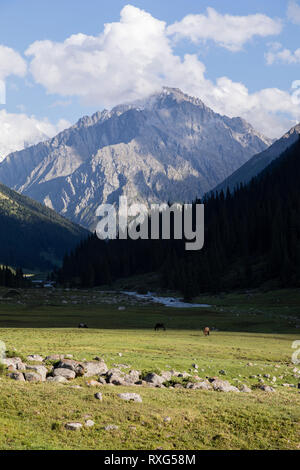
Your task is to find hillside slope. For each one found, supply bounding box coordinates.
[213,124,300,194]
[0,182,88,270]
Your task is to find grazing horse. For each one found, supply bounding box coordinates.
[203,326,210,336]
[78,323,88,328]
[154,323,166,331]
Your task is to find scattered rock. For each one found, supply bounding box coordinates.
[24,372,43,382]
[177,372,190,378]
[192,364,198,370]
[27,354,44,362]
[9,371,25,381]
[53,368,76,380]
[211,379,240,392]
[122,370,141,385]
[26,365,48,381]
[94,392,103,401]
[55,359,85,377]
[163,416,171,423]
[109,374,126,386]
[65,422,82,431]
[219,370,226,375]
[105,424,119,431]
[47,376,67,383]
[98,376,107,385]
[188,381,212,390]
[160,371,172,381]
[86,379,102,387]
[144,373,165,387]
[3,357,25,371]
[118,393,142,402]
[85,420,95,427]
[45,354,64,361]
[240,384,252,393]
[83,360,108,377]
[259,385,275,392]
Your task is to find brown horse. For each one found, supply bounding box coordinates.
[203,327,210,336]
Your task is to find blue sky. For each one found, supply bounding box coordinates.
[0,0,299,157]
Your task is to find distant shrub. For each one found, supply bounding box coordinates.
[164,376,197,388]
[5,349,26,362]
[51,422,61,431]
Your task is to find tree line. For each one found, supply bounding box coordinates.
[57,137,300,298]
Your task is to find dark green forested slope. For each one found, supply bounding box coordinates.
[58,137,300,297]
[0,182,88,270]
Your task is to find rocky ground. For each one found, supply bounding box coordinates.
[5,353,299,393]
[0,287,299,449]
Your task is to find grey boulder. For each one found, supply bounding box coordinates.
[9,371,25,381]
[26,365,48,381]
[118,393,142,403]
[53,368,76,380]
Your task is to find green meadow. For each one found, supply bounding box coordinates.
[0,287,299,450]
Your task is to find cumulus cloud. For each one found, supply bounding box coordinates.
[0,110,70,160]
[287,0,300,24]
[203,77,300,137]
[0,45,27,80]
[0,44,26,103]
[266,43,300,64]
[24,5,299,138]
[167,7,282,52]
[25,5,174,105]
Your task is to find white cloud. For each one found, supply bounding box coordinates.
[0,110,70,160]
[266,43,300,64]
[0,44,27,80]
[26,5,173,105]
[287,1,300,24]
[24,5,299,138]
[167,7,282,52]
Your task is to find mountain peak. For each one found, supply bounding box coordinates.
[110,87,208,115]
[160,87,206,106]
[0,87,272,230]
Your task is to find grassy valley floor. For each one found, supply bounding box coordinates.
[0,287,299,450]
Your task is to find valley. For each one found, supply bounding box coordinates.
[0,286,299,450]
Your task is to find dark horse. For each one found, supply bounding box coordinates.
[154,323,166,331]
